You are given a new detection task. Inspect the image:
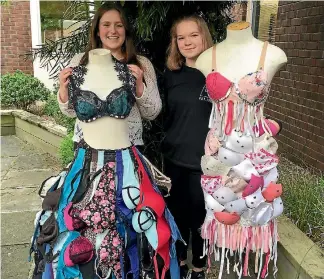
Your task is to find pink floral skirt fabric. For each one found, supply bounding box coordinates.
[78,161,123,279]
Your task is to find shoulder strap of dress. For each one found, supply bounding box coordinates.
[212,45,216,72]
[258,41,269,70]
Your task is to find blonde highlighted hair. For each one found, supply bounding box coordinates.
[166,15,213,70]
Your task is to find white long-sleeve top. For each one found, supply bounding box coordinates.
[57,53,162,146]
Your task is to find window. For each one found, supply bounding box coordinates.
[251,0,279,42]
[40,1,90,43]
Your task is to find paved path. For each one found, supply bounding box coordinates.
[1,136,61,279]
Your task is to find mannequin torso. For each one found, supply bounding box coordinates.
[196,24,287,83]
[78,49,131,149]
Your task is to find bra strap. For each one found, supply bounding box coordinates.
[258,41,269,70]
[212,45,216,71]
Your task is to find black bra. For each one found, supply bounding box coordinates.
[68,56,136,122]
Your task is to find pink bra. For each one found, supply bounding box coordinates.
[206,42,269,106]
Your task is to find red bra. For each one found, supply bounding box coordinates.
[206,42,270,106]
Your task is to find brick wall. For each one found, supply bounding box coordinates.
[266,1,324,170]
[1,1,33,74]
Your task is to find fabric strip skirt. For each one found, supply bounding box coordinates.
[29,140,181,279]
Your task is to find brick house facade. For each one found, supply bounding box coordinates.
[1,1,33,74]
[265,1,324,170]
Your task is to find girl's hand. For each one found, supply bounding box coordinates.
[128,64,144,97]
[59,67,73,89]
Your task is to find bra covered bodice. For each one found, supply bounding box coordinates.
[200,41,275,139]
[205,41,270,106]
[206,69,269,106]
[68,56,136,122]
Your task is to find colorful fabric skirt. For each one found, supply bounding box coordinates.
[30,140,182,279]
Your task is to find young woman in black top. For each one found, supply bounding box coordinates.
[162,15,213,279]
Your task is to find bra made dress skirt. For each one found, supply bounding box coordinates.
[199,42,284,279]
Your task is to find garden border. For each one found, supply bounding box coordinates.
[1,109,67,158]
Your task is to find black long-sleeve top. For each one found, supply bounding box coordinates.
[162,65,212,170]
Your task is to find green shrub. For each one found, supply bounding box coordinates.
[1,70,50,109]
[44,94,75,133]
[59,133,74,166]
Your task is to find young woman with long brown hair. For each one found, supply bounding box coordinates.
[30,3,181,279]
[59,3,162,148]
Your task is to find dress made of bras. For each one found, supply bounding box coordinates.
[68,56,136,123]
[200,42,283,279]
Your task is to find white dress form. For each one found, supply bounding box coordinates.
[196,23,287,83]
[195,22,287,279]
[79,49,131,150]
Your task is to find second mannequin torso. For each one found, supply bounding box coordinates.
[196,26,287,83]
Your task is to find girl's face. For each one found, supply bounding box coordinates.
[176,20,204,60]
[98,10,126,52]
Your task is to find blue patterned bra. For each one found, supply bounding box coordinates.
[68,56,136,122]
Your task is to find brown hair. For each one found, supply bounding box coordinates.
[80,3,140,67]
[166,15,213,70]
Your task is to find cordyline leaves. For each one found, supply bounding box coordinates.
[26,0,235,79]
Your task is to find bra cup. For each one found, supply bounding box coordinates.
[241,208,254,226]
[201,155,231,177]
[214,211,240,225]
[42,188,62,211]
[224,176,248,194]
[271,197,284,219]
[136,191,165,218]
[254,135,278,154]
[144,216,171,251]
[122,185,140,210]
[132,209,155,233]
[37,213,59,245]
[40,174,64,198]
[224,198,247,215]
[263,167,279,189]
[218,147,245,166]
[64,236,94,266]
[76,100,98,121]
[262,183,282,202]
[238,71,267,103]
[204,193,225,212]
[201,175,223,195]
[225,131,253,154]
[206,73,232,102]
[205,128,221,156]
[212,187,237,205]
[232,159,259,181]
[242,174,264,197]
[106,90,131,116]
[245,148,279,175]
[249,202,273,226]
[244,188,265,209]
